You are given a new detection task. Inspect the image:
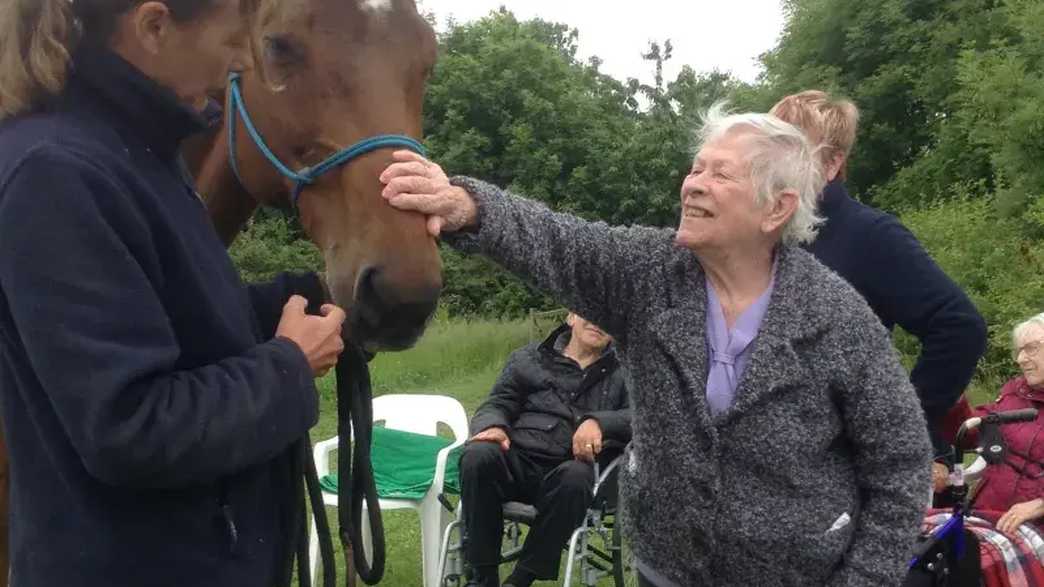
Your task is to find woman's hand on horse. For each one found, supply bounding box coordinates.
[275,295,346,377]
[379,150,478,237]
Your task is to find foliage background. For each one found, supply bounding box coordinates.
[231,0,1044,390]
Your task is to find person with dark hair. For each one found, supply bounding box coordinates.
[0,1,344,585]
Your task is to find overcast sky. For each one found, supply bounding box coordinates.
[416,0,787,85]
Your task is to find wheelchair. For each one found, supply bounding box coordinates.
[436,450,637,586]
[904,407,1040,587]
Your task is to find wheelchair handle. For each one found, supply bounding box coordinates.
[984,407,1038,425]
[953,407,1039,477]
[958,407,1037,438]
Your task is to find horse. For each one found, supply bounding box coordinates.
[184,0,442,353]
[0,1,442,586]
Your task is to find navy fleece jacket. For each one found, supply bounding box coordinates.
[807,180,987,457]
[0,48,322,586]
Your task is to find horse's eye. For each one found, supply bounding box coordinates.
[263,34,300,64]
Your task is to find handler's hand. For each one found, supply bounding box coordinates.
[572,419,603,463]
[379,150,478,237]
[275,295,346,378]
[997,498,1044,535]
[470,426,510,452]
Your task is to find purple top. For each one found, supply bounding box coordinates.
[704,263,777,417]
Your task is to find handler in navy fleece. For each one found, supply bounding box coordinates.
[0,1,345,586]
[772,91,987,457]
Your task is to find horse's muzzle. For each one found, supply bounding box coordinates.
[345,265,440,351]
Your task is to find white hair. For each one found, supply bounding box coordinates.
[696,102,826,246]
[1013,312,1044,347]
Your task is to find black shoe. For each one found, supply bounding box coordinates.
[465,566,499,587]
[503,567,536,587]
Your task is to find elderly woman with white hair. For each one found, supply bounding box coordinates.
[380,108,931,586]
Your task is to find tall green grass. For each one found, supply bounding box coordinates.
[315,317,532,417]
[369,317,531,393]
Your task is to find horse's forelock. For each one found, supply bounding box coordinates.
[360,0,394,13]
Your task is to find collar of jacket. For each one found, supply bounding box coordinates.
[65,46,209,160]
[1014,377,1044,404]
[539,323,618,370]
[819,179,851,214]
[649,244,835,428]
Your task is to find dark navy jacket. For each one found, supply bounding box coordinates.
[0,49,323,586]
[807,180,987,456]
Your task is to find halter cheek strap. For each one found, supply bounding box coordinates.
[226,72,427,205]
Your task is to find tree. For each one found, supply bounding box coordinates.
[756,0,1011,208]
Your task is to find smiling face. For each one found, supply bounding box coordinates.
[676,128,804,259]
[1015,322,1044,389]
[676,131,773,254]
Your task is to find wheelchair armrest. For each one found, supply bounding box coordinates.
[593,454,623,499]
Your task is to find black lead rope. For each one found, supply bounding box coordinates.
[336,345,386,585]
[282,344,385,587]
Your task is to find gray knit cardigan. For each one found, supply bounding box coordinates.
[446,177,932,586]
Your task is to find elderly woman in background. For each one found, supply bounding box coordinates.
[938,313,1044,534]
[380,107,931,586]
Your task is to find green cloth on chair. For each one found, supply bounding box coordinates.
[318,426,463,501]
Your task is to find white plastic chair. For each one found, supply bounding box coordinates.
[308,394,469,587]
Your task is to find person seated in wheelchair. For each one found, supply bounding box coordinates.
[459,312,631,587]
[933,312,1044,534]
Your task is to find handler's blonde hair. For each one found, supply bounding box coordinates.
[0,0,223,121]
[770,90,860,180]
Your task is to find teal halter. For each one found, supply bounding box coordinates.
[226,72,427,204]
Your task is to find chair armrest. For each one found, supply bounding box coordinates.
[313,436,340,478]
[964,455,987,483]
[432,435,467,495]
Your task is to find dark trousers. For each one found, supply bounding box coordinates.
[459,441,594,579]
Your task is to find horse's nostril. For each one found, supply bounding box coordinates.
[355,265,379,303]
[352,265,440,349]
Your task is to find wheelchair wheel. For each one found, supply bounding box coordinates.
[611,517,638,587]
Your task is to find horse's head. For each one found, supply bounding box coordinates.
[220,0,441,351]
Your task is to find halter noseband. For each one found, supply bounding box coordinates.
[226,72,427,204]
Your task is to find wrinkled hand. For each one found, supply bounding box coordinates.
[379,150,478,237]
[470,426,510,452]
[931,462,950,493]
[997,498,1044,535]
[572,419,603,463]
[275,295,346,378]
